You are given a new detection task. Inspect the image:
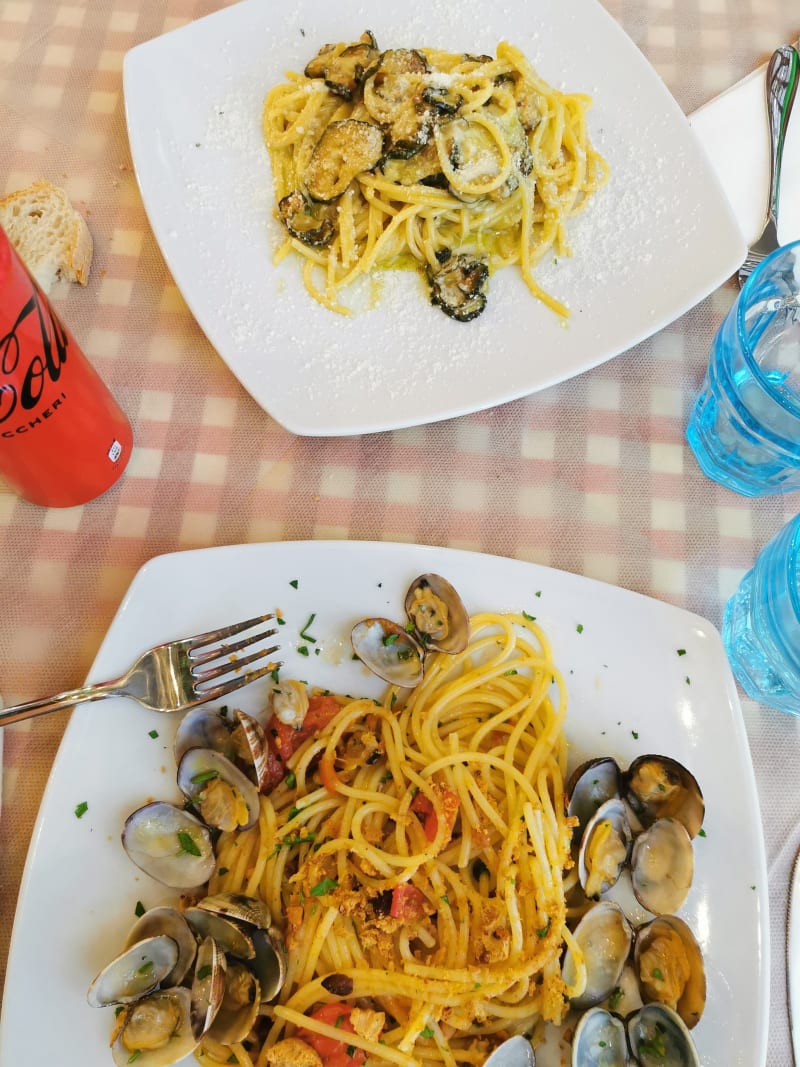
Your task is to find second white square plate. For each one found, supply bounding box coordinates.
[124,0,744,435]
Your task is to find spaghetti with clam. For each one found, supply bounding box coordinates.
[196,611,577,1067]
[262,34,609,321]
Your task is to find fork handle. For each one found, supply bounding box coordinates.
[0,679,120,727]
[766,46,799,226]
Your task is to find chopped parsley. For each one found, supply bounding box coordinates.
[383,633,400,646]
[137,960,154,975]
[310,877,339,896]
[608,986,623,1010]
[536,917,551,939]
[298,646,310,657]
[196,964,213,981]
[440,895,450,905]
[535,590,541,597]
[651,967,664,980]
[698,828,707,838]
[576,623,584,634]
[285,770,297,789]
[134,900,146,918]
[271,666,281,683]
[177,831,201,857]
[190,769,219,785]
[638,1030,667,1057]
[290,579,299,589]
[631,730,639,740]
[128,1052,142,1064]
[419,1027,434,1039]
[677,648,686,656]
[277,616,286,625]
[74,801,89,819]
[148,729,159,739]
[522,610,536,621]
[299,613,318,643]
[503,669,518,676]
[218,867,229,876]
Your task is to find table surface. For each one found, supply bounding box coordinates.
[1,1,799,1063]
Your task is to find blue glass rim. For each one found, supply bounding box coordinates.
[737,238,800,422]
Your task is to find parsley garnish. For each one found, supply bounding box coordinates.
[177,831,201,857]
[271,666,281,683]
[420,1026,434,1038]
[299,613,318,643]
[196,964,212,981]
[638,1030,667,1057]
[576,623,584,633]
[134,900,146,918]
[698,828,707,838]
[137,960,154,975]
[608,986,623,1010]
[290,579,299,589]
[631,730,639,740]
[286,770,297,789]
[298,646,310,657]
[74,801,88,819]
[503,669,518,676]
[383,633,400,646]
[277,616,286,625]
[536,917,551,939]
[148,729,159,739]
[190,769,219,784]
[128,1052,142,1064]
[652,967,664,980]
[218,867,229,875]
[311,877,338,896]
[522,610,536,621]
[677,648,686,656]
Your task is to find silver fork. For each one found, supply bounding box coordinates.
[0,614,280,728]
[738,44,799,287]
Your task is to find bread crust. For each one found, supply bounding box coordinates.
[0,179,93,292]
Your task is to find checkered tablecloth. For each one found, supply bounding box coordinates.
[2,1,800,1063]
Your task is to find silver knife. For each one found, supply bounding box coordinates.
[788,846,800,1063]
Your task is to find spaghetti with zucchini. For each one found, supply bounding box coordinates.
[262,32,609,321]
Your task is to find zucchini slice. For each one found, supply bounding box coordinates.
[363,49,436,158]
[304,120,385,202]
[304,31,380,101]
[278,191,337,247]
[427,253,489,322]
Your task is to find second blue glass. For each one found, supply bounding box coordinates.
[686,240,800,496]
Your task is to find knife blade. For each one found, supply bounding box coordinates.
[788,846,800,1064]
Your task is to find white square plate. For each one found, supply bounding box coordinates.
[0,541,767,1066]
[123,0,745,436]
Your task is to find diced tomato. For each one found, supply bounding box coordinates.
[263,694,343,794]
[298,1003,366,1067]
[390,883,428,921]
[303,694,342,733]
[410,788,459,842]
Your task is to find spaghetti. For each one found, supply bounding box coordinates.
[262,35,609,321]
[197,611,576,1067]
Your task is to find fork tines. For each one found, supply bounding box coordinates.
[189,613,281,698]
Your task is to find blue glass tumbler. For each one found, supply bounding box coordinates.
[686,240,800,496]
[723,514,800,714]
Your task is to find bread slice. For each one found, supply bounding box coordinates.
[0,179,93,294]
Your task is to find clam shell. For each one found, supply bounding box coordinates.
[630,817,694,915]
[403,573,470,654]
[626,1003,700,1067]
[87,934,179,1007]
[622,755,704,839]
[351,617,425,687]
[121,802,215,889]
[111,987,197,1067]
[634,915,706,1029]
[123,906,197,987]
[562,901,634,1009]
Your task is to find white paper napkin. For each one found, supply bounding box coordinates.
[689,49,800,247]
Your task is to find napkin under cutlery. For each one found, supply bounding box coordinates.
[689,47,800,248]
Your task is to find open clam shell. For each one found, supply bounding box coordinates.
[403,573,470,654]
[571,1007,628,1066]
[122,802,216,889]
[123,906,197,987]
[567,757,623,847]
[622,755,704,839]
[634,916,706,1029]
[205,961,261,1044]
[351,617,425,687]
[630,817,694,915]
[578,796,632,899]
[177,747,260,832]
[87,934,179,1008]
[184,907,255,960]
[111,987,197,1067]
[625,1003,700,1067]
[562,901,634,1009]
